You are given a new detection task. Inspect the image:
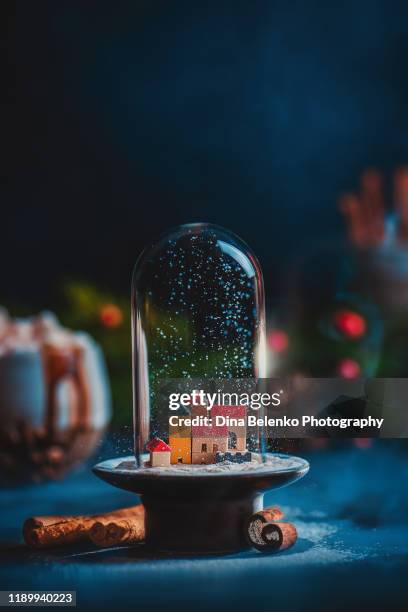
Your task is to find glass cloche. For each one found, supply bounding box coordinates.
[131,223,266,468]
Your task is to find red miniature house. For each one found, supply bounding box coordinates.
[146,437,171,467]
[212,406,247,452]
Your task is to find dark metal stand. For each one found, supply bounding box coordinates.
[93,454,309,554]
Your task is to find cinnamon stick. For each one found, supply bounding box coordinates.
[246,507,297,553]
[246,506,284,549]
[23,505,144,548]
[253,507,285,523]
[258,522,298,552]
[89,516,145,547]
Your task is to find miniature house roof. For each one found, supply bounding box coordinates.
[192,422,228,437]
[146,438,171,452]
[212,405,247,419]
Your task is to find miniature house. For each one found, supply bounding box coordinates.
[212,405,247,452]
[191,405,228,464]
[146,438,171,467]
[169,416,191,464]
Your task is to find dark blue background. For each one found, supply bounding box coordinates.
[5,0,408,301]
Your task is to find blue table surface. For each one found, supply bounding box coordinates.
[1,440,407,611]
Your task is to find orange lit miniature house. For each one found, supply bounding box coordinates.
[146,438,171,467]
[169,416,191,464]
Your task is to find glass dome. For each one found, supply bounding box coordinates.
[131,223,266,468]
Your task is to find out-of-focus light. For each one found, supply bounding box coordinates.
[337,358,361,379]
[99,304,123,328]
[304,438,330,451]
[333,309,366,339]
[354,438,373,449]
[268,329,289,353]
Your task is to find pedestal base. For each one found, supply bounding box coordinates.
[93,454,309,554]
[143,491,262,553]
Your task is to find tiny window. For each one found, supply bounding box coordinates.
[201,443,207,452]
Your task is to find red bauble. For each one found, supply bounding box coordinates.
[268,329,289,353]
[333,309,366,339]
[337,358,361,379]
